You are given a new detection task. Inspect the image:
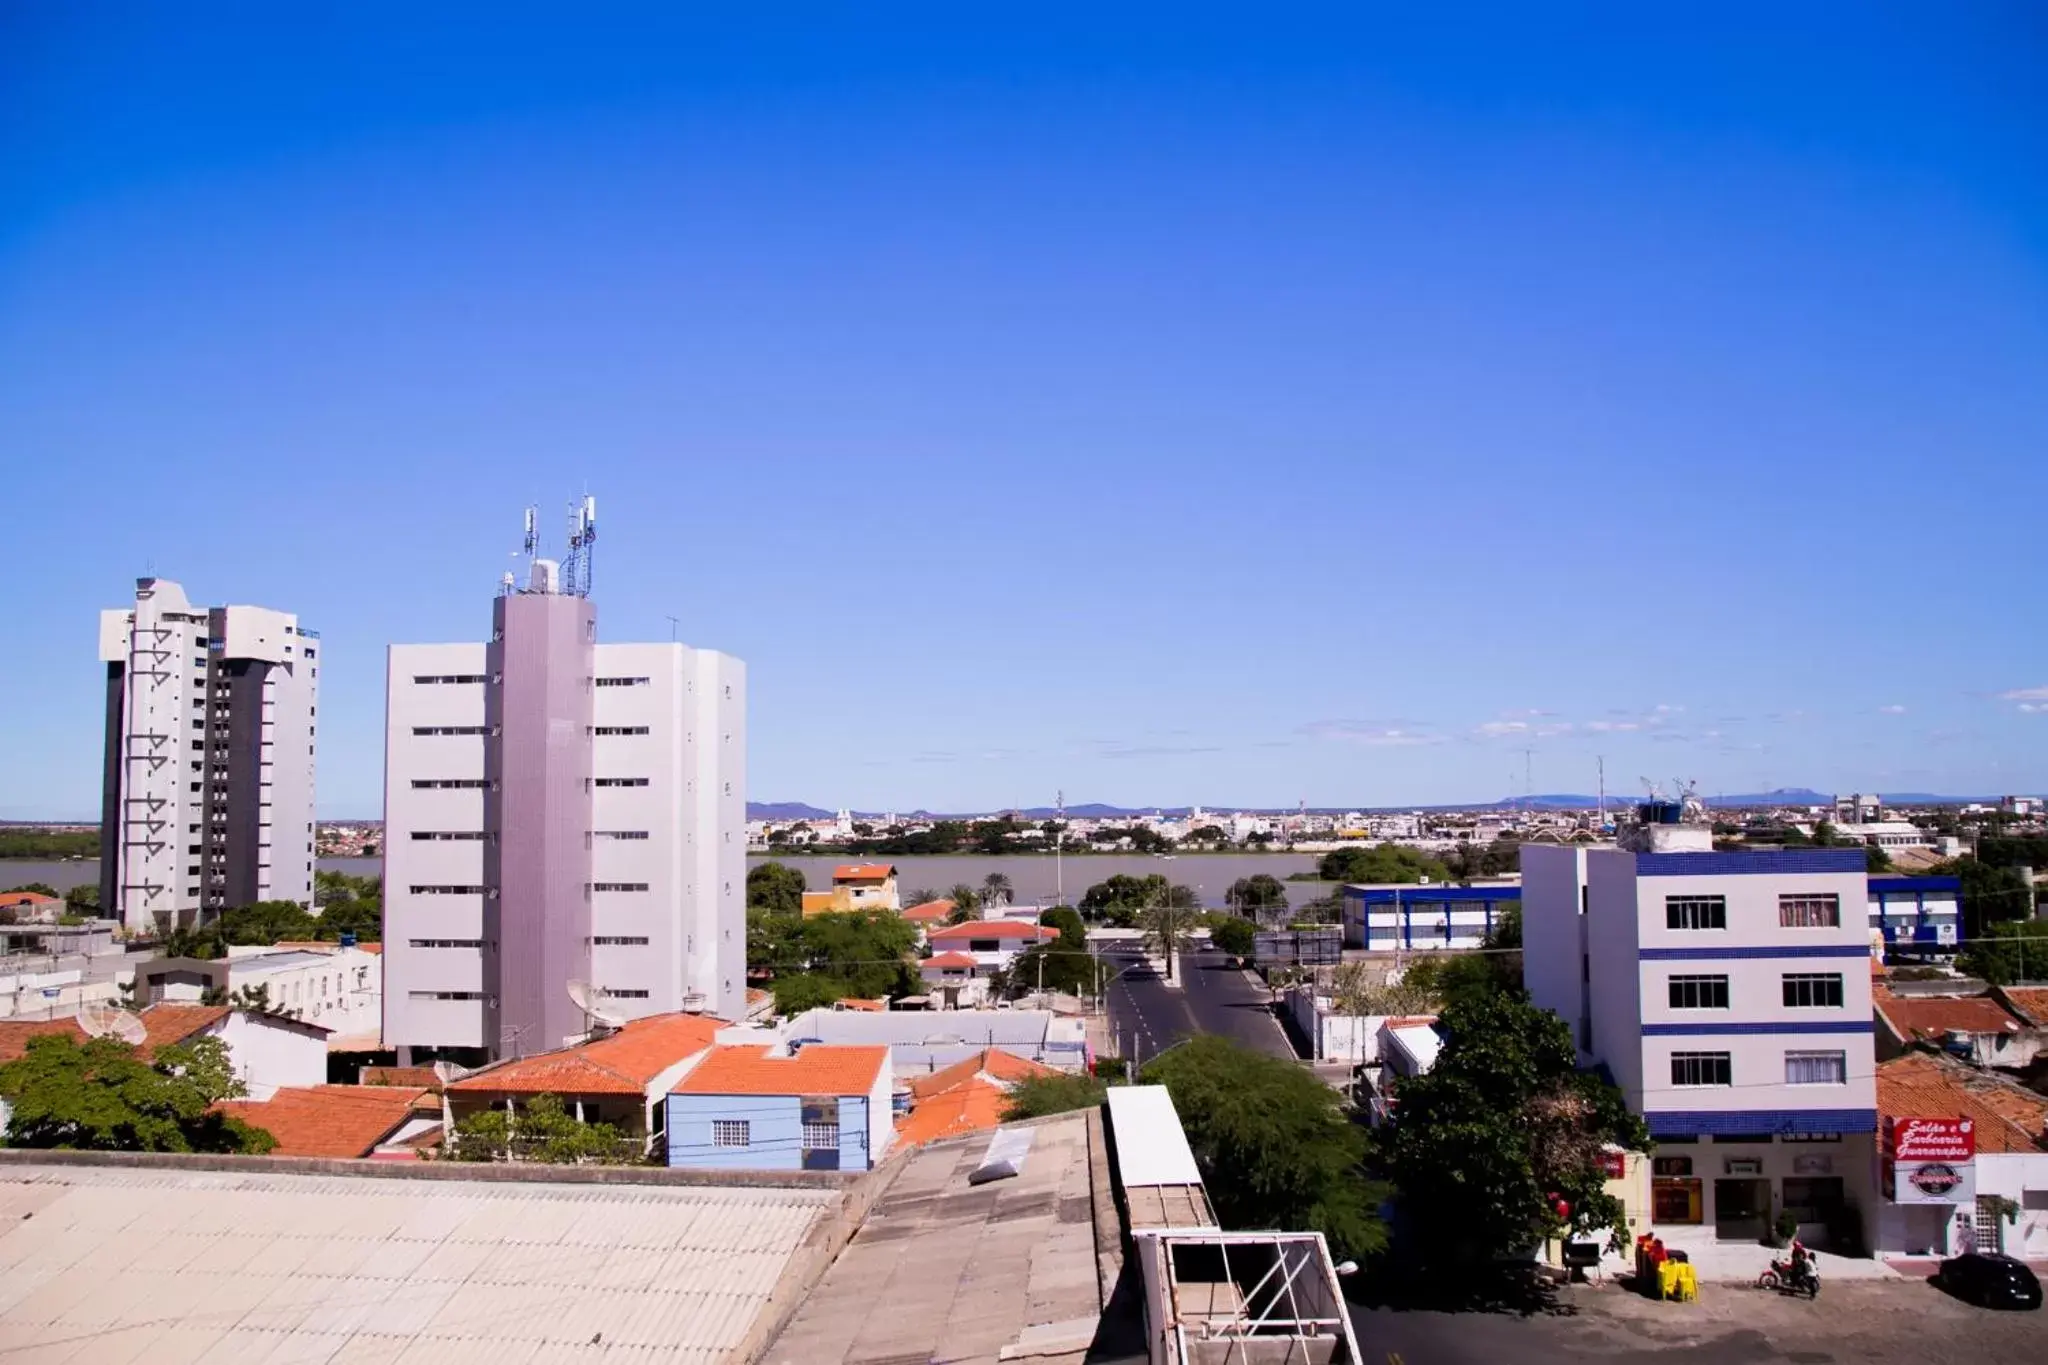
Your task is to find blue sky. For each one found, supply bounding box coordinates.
[3,4,2044,818]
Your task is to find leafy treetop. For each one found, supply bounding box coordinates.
[0,1033,275,1154]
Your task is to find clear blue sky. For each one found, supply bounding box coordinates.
[3,4,2044,819]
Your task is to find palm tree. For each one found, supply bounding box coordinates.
[1143,892,1199,984]
[981,872,1013,911]
[903,886,941,910]
[945,883,981,925]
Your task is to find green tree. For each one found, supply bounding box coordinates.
[746,861,807,916]
[771,972,847,1015]
[981,872,1014,910]
[788,910,919,999]
[1079,874,1169,926]
[1207,915,1257,961]
[2,882,61,898]
[1187,825,1230,846]
[1930,858,2035,940]
[1002,1071,1109,1120]
[1380,994,1649,1272]
[0,1033,275,1154]
[1143,899,1200,984]
[1866,843,1893,873]
[903,886,941,910]
[1958,920,2048,986]
[1318,843,1450,885]
[1226,874,1289,918]
[1143,1036,1386,1262]
[451,1092,640,1163]
[945,884,981,924]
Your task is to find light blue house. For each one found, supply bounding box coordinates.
[666,1043,894,1171]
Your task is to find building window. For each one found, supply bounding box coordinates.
[411,831,492,841]
[1670,1052,1732,1087]
[595,676,651,687]
[591,726,651,735]
[411,779,496,790]
[410,884,489,895]
[596,987,650,999]
[1667,975,1730,1010]
[592,777,650,787]
[1784,1051,1847,1085]
[1664,896,1727,931]
[412,726,495,736]
[590,882,650,892]
[1779,894,1841,928]
[802,1121,840,1150]
[589,936,651,946]
[1781,973,1845,1008]
[413,674,490,685]
[593,830,650,840]
[712,1120,750,1148]
[408,990,484,1001]
[409,939,486,949]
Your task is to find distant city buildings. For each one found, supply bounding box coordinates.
[381,510,746,1065]
[97,577,319,934]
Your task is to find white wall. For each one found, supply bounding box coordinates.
[1586,850,1645,1104]
[211,1013,328,1100]
[235,948,380,1036]
[867,1053,894,1165]
[1522,846,1589,1059]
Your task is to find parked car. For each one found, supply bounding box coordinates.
[1935,1253,2043,1310]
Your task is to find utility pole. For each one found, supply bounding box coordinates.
[1055,788,1065,908]
[1598,756,1606,829]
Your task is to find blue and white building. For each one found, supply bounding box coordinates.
[1340,883,1521,951]
[666,1043,893,1172]
[1867,875,1962,959]
[1525,810,1877,1244]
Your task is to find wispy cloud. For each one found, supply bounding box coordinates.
[1297,720,1445,747]
[1098,743,1226,759]
[1878,704,1907,715]
[1999,686,2048,703]
[1583,719,1641,733]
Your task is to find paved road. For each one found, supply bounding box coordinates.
[1350,1278,2046,1365]
[1101,946,1294,1067]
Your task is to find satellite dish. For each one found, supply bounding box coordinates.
[77,1002,148,1046]
[566,979,626,1030]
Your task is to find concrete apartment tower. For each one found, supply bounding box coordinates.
[98,577,320,934]
[381,505,747,1064]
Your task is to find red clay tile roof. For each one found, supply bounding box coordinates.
[448,1011,724,1096]
[906,1048,1057,1101]
[926,922,1058,943]
[0,1004,229,1065]
[0,891,59,906]
[1873,992,2023,1043]
[359,1065,444,1091]
[832,864,896,882]
[218,1085,432,1158]
[836,998,887,1012]
[922,952,979,970]
[0,1018,88,1064]
[902,900,955,922]
[1997,987,2048,1027]
[1877,1052,2048,1155]
[673,1044,888,1097]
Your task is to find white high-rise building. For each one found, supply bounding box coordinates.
[1524,804,1877,1245]
[98,578,320,934]
[381,527,746,1065]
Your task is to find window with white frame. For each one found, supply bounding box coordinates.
[802,1121,840,1150]
[1784,1051,1847,1085]
[1782,973,1845,1008]
[1778,894,1840,928]
[1665,896,1727,931]
[1667,975,1730,1009]
[712,1120,750,1148]
[1670,1052,1732,1087]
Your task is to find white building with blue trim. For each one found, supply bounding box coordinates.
[1867,875,1962,958]
[1340,883,1521,950]
[1525,812,1877,1245]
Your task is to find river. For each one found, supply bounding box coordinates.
[4,852,1340,909]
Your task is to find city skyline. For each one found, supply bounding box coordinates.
[4,6,2044,819]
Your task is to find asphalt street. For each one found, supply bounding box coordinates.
[1101,946,1294,1068]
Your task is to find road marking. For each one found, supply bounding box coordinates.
[1387,1353,1404,1365]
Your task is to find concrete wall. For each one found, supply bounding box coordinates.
[666,1093,803,1170]
[1586,849,1646,1104]
[492,590,596,1057]
[212,1013,328,1100]
[1522,845,1589,1061]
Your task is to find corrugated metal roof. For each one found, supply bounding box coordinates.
[1106,1084,1204,1187]
[0,1165,837,1361]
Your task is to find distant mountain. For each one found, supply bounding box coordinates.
[747,801,834,821]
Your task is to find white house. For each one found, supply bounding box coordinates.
[1873,1052,2048,1260]
[1524,810,1877,1247]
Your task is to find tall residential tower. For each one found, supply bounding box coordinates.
[381,508,746,1064]
[98,578,321,934]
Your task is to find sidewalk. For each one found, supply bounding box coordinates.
[1649,1231,1897,1283]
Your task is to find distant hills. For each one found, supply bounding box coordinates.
[750,788,2000,822]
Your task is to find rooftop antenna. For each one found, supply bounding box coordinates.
[562,495,598,598]
[1597,755,1606,828]
[566,978,625,1033]
[76,1001,148,1046]
[666,614,680,642]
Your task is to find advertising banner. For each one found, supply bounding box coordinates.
[1886,1117,1974,1162]
[1888,1159,1977,1205]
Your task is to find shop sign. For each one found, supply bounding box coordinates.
[1651,1156,1692,1177]
[1723,1158,1763,1176]
[1792,1154,1833,1175]
[1889,1159,1976,1205]
[1886,1117,1974,1162]
[1598,1151,1626,1179]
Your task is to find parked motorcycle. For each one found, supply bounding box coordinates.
[1758,1256,1821,1299]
